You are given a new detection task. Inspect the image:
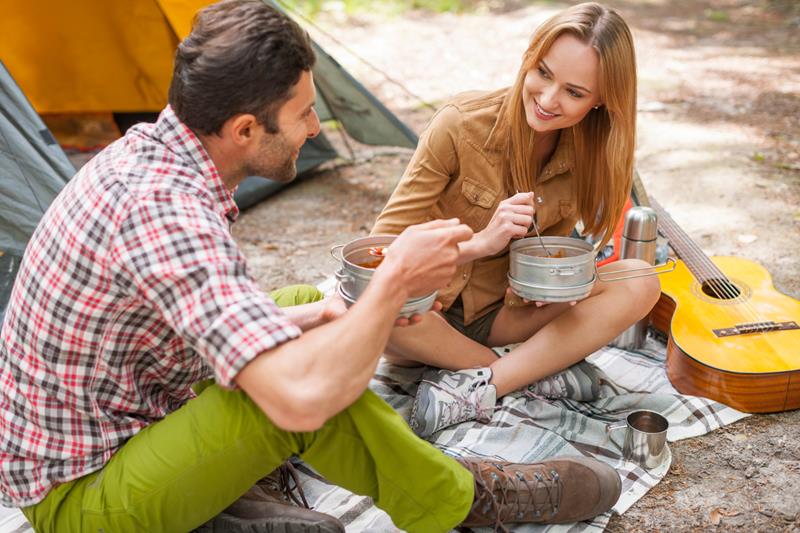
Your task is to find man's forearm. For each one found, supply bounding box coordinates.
[236,266,409,431]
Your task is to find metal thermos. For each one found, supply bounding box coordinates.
[611,206,658,350]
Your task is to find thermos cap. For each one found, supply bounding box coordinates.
[623,206,658,241]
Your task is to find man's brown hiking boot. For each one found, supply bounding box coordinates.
[457,456,621,529]
[195,462,345,533]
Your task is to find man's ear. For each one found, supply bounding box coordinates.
[223,114,259,147]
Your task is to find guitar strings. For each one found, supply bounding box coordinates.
[653,203,767,330]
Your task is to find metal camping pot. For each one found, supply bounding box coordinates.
[508,236,675,302]
[330,235,437,318]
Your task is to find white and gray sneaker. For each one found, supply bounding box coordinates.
[410,368,497,439]
[526,360,602,402]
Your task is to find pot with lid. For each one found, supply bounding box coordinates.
[330,235,438,318]
[508,235,675,303]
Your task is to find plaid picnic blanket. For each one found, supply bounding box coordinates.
[0,333,749,533]
[281,332,749,532]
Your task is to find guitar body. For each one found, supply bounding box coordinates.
[651,256,800,413]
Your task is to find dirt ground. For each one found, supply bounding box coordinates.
[231,1,800,531]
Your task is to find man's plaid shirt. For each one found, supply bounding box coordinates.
[0,107,302,507]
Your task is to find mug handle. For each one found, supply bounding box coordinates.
[605,420,628,432]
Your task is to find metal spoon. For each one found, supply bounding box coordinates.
[529,214,552,257]
[516,190,552,257]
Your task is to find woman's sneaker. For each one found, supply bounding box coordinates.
[526,360,603,402]
[410,368,496,438]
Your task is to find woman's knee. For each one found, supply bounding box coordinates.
[600,259,661,313]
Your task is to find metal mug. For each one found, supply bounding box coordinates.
[606,410,669,469]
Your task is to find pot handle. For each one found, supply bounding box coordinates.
[596,257,676,282]
[334,267,353,284]
[330,244,345,262]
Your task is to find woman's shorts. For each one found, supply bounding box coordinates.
[441,296,502,347]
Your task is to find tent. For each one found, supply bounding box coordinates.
[0,0,418,209]
[0,1,419,319]
[0,61,74,321]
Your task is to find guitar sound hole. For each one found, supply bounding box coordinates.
[701,278,740,300]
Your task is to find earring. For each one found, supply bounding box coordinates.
[593,105,601,109]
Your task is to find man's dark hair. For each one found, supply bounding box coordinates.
[169,0,316,135]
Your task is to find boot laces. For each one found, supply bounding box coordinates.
[463,460,564,532]
[260,461,311,508]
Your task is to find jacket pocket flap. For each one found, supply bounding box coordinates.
[461,178,497,209]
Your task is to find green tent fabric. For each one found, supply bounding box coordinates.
[233,33,419,210]
[0,60,74,320]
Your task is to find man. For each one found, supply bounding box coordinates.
[0,1,622,532]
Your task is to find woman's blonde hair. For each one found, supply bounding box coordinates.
[505,2,637,246]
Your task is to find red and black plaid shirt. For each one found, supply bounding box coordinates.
[0,107,302,507]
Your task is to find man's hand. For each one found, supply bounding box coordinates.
[320,293,442,327]
[394,300,443,327]
[473,192,535,256]
[378,218,473,298]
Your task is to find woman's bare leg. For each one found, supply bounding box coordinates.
[383,311,497,370]
[487,259,661,396]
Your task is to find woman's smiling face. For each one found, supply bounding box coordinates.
[522,33,603,133]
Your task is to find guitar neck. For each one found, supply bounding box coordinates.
[649,199,727,284]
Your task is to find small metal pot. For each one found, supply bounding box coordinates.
[330,235,437,318]
[509,236,675,302]
[336,284,438,319]
[510,236,596,288]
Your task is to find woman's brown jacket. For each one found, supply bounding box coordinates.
[372,89,579,325]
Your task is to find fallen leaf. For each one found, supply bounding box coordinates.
[719,509,741,517]
[710,508,722,525]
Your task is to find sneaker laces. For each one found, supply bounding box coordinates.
[460,460,564,532]
[524,373,567,401]
[421,377,496,426]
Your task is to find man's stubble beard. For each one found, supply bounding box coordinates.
[243,130,297,184]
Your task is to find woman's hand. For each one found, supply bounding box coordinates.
[474,192,535,256]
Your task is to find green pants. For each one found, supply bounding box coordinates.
[22,285,474,533]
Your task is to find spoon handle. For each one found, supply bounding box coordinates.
[531,214,552,257]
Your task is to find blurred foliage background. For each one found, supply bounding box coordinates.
[277,0,546,17]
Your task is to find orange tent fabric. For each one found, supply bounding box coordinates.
[0,0,213,114]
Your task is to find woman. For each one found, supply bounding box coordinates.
[371,2,661,438]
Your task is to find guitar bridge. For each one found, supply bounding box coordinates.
[713,321,799,338]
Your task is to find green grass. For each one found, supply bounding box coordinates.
[704,9,730,22]
[280,0,473,18]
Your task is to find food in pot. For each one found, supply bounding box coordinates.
[523,248,568,258]
[357,257,384,269]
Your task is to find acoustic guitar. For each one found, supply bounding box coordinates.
[646,199,800,413]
